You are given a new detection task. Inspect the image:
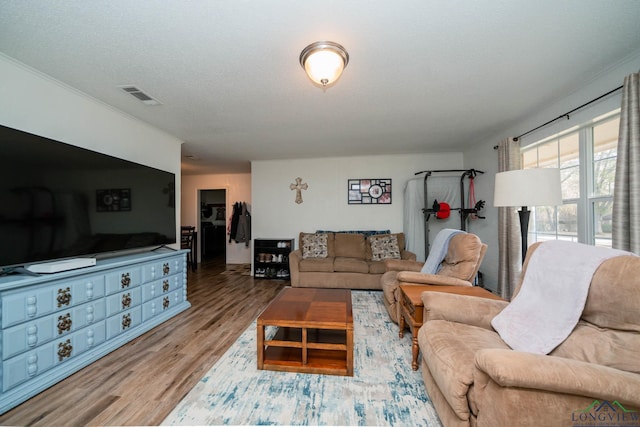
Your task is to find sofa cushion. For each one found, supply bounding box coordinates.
[396,233,406,252]
[368,260,387,274]
[334,256,369,274]
[581,255,640,332]
[419,320,510,420]
[300,233,328,259]
[550,321,640,374]
[369,234,401,261]
[334,233,366,259]
[299,257,335,272]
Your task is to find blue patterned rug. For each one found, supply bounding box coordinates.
[162,291,442,426]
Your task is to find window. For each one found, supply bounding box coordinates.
[521,111,619,248]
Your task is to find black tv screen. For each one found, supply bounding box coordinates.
[0,124,177,270]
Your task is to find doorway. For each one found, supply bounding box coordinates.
[199,189,227,262]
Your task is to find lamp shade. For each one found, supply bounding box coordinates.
[493,168,563,207]
[300,41,349,87]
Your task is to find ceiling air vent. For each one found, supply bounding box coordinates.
[118,85,162,106]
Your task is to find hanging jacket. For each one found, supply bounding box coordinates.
[243,203,251,247]
[229,202,241,242]
[235,202,251,246]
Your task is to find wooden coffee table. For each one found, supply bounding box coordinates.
[257,287,353,376]
[399,284,503,370]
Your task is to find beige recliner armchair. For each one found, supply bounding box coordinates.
[418,242,640,427]
[380,232,487,323]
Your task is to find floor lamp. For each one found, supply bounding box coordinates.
[494,168,563,263]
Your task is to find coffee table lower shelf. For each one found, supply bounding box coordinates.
[259,327,353,376]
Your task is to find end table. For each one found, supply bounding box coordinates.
[398,284,503,370]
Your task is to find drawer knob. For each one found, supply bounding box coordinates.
[163,296,170,310]
[122,293,132,309]
[57,339,73,361]
[86,305,94,323]
[121,272,131,288]
[122,313,132,330]
[162,263,170,275]
[162,280,170,293]
[57,313,72,334]
[57,287,71,307]
[86,281,94,299]
[28,354,38,377]
[27,296,37,317]
[27,325,38,347]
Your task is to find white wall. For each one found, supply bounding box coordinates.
[181,173,252,264]
[0,54,184,246]
[464,50,640,291]
[251,152,463,250]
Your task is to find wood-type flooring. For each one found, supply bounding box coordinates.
[0,256,286,426]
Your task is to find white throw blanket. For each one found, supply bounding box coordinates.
[421,228,465,274]
[492,240,630,354]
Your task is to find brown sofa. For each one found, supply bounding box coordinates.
[417,242,640,427]
[289,232,416,289]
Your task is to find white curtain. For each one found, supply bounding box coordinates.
[404,178,425,261]
[403,176,464,262]
[497,137,521,300]
[613,71,640,254]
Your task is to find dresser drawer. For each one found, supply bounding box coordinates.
[106,307,142,340]
[141,275,182,302]
[105,288,142,317]
[105,266,142,295]
[141,290,184,322]
[3,300,106,360]
[3,321,106,392]
[141,256,183,282]
[1,275,105,328]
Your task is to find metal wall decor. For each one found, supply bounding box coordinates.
[348,178,392,204]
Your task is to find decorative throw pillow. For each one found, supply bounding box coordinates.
[369,234,401,261]
[301,233,328,259]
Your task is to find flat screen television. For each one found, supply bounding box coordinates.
[0,124,177,273]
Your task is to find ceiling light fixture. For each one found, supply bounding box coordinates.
[299,41,349,88]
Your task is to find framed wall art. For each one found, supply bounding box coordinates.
[348,179,392,204]
[96,188,132,212]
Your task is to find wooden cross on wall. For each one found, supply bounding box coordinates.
[290,177,308,204]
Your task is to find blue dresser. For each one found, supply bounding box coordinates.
[0,249,190,414]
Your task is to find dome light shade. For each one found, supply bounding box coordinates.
[300,41,349,87]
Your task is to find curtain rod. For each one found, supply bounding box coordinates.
[492,84,623,149]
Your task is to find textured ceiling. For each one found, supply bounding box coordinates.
[1,1,639,174]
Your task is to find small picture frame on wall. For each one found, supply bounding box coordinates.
[348,179,392,204]
[96,188,132,212]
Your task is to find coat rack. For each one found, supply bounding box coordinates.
[414,169,485,256]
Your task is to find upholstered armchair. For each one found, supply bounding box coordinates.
[380,232,487,323]
[418,242,640,427]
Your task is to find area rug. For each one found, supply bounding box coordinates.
[162,291,442,426]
